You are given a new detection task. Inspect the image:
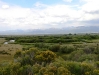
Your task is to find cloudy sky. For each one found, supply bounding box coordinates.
[0,0,99,31]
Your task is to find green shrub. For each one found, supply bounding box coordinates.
[81,62,94,75]
[59,45,75,54]
[49,44,60,52]
[57,67,71,75]
[79,54,97,62]
[32,64,41,74]
[95,61,99,68]
[18,65,33,75]
[68,50,84,61]
[14,50,22,58]
[83,46,95,54]
[93,69,99,75]
[35,50,56,64]
[11,63,21,75]
[66,61,81,75]
[1,65,12,75]
[39,67,47,75]
[34,43,49,49]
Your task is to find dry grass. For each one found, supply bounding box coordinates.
[0,44,22,55]
[0,38,6,44]
[0,54,13,62]
[0,38,23,62]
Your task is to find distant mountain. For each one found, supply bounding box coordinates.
[0,26,99,35]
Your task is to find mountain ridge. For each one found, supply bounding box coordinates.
[0,26,99,35]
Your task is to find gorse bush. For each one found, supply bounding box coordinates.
[32,64,41,74]
[93,69,99,75]
[57,67,71,75]
[35,50,56,64]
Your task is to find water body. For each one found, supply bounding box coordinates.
[4,40,15,44]
[4,42,8,44]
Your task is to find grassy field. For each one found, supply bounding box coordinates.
[0,38,22,62]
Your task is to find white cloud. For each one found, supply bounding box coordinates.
[81,0,99,12]
[79,0,99,21]
[2,5,9,9]
[34,2,47,8]
[63,0,72,2]
[0,0,99,31]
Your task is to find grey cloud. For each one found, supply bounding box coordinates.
[16,18,25,22]
[85,10,99,14]
[80,18,99,26]
[0,18,5,22]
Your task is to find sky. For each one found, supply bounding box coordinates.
[0,0,99,31]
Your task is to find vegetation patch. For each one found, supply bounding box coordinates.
[1,34,99,75]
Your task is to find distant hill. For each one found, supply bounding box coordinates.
[0,26,99,35]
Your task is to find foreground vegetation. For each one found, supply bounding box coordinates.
[1,33,99,75]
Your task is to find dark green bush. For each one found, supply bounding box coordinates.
[18,65,33,75]
[83,46,95,54]
[59,45,75,54]
[66,62,81,75]
[49,44,60,52]
[68,50,84,61]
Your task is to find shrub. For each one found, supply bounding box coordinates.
[35,50,56,64]
[79,54,97,62]
[32,64,41,74]
[39,67,47,75]
[83,46,95,54]
[1,65,12,75]
[57,67,71,75]
[14,50,22,58]
[11,62,21,75]
[59,45,75,54]
[95,61,99,68]
[81,62,94,75]
[49,44,60,52]
[48,66,57,74]
[68,50,84,61]
[34,43,49,49]
[0,50,10,55]
[66,62,81,75]
[93,69,99,75]
[18,65,33,75]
